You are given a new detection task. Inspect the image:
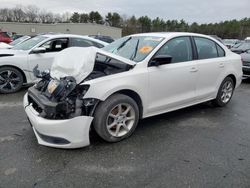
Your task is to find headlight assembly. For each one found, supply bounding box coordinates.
[47,80,61,94]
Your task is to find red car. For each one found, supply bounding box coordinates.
[0,32,12,44]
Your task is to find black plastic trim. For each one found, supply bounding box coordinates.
[36,129,70,145]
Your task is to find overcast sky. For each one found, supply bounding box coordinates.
[1,0,250,23]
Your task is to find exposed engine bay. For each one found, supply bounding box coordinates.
[27,47,134,120]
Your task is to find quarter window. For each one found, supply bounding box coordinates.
[194,37,218,59]
[217,44,225,57]
[155,37,193,63]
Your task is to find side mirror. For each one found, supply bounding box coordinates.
[150,55,172,66]
[31,47,46,54]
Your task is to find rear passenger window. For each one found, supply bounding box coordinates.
[71,38,104,48]
[194,37,218,59]
[155,37,193,63]
[71,38,93,47]
[217,44,225,57]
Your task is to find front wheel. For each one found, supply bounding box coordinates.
[0,67,24,94]
[93,94,139,143]
[213,77,235,107]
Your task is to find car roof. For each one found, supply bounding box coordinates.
[130,32,216,39]
[40,34,108,46]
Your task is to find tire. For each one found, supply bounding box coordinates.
[0,67,24,94]
[213,77,235,107]
[93,94,139,143]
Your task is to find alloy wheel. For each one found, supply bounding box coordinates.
[0,70,21,92]
[106,103,136,137]
[220,80,233,103]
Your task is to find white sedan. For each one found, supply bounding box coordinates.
[0,34,107,93]
[24,32,242,148]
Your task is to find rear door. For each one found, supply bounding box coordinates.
[193,37,226,100]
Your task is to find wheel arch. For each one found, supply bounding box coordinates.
[226,74,236,87]
[113,89,143,119]
[0,65,27,84]
[109,89,144,119]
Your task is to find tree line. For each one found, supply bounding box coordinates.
[0,5,249,39]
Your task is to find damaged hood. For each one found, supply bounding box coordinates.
[50,47,136,84]
[0,48,27,57]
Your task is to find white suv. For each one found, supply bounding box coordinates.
[24,32,242,148]
[0,34,107,93]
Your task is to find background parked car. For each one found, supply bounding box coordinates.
[12,34,25,40]
[241,49,250,78]
[245,37,250,41]
[89,35,114,43]
[0,34,107,93]
[0,32,13,44]
[231,41,250,54]
[223,39,240,49]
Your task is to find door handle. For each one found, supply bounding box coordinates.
[219,63,224,68]
[190,67,198,72]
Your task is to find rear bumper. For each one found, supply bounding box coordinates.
[24,93,93,149]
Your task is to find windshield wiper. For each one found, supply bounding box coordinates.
[130,39,140,60]
[112,37,132,53]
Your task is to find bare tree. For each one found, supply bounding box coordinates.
[25,5,39,22]
[54,13,62,23]
[39,9,47,23]
[0,8,13,22]
[62,12,72,23]
[12,5,26,22]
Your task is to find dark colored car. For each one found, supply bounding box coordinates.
[89,35,114,43]
[231,42,250,54]
[0,32,13,43]
[241,49,250,78]
[12,34,24,40]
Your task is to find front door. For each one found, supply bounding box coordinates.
[147,36,197,115]
[28,38,69,80]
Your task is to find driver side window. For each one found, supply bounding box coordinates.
[156,37,193,63]
[40,38,69,53]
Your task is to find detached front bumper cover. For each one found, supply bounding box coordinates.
[24,93,93,149]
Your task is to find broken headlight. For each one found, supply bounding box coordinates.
[47,79,62,95]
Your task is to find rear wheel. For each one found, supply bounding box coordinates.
[0,67,24,94]
[213,77,235,107]
[93,94,139,142]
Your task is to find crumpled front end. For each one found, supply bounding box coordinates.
[24,92,93,148]
[23,74,99,148]
[23,47,135,148]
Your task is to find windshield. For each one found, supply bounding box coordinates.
[13,36,48,51]
[10,36,30,46]
[103,36,164,62]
